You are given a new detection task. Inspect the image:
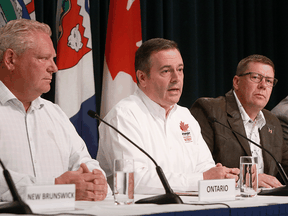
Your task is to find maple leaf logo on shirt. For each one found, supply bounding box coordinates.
[180,121,189,132]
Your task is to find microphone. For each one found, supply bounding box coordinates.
[87,110,183,204]
[209,116,288,196]
[0,160,32,214]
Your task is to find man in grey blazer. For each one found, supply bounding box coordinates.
[190,54,288,188]
[272,97,288,148]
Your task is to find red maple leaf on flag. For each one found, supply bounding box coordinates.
[180,121,189,132]
[105,0,141,82]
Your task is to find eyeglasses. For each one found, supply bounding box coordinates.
[238,72,278,87]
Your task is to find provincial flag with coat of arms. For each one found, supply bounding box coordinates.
[100,0,142,118]
[55,0,98,158]
[0,0,35,27]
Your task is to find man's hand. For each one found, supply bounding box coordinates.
[91,168,108,201]
[55,163,108,201]
[258,173,283,188]
[80,163,108,201]
[203,163,240,181]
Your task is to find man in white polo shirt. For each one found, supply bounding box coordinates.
[97,38,239,194]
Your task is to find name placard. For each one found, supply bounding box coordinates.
[23,184,75,212]
[198,179,235,201]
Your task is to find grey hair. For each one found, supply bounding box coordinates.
[0,19,51,60]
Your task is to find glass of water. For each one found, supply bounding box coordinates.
[113,159,134,205]
[240,156,258,197]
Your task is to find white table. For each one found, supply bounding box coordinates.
[1,193,288,215]
[27,194,288,216]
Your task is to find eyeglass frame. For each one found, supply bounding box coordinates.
[238,72,278,87]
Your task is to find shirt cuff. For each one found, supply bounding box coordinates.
[186,172,204,191]
[35,177,55,185]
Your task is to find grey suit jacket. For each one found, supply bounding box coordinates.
[272,96,288,147]
[190,90,288,182]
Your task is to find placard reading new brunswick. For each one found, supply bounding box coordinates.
[23,184,75,212]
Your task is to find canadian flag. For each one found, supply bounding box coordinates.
[100,0,142,118]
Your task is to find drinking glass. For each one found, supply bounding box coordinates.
[239,156,258,197]
[114,159,134,205]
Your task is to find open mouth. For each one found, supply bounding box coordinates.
[168,86,180,91]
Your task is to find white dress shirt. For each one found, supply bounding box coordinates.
[0,81,109,201]
[97,87,215,194]
[233,91,265,173]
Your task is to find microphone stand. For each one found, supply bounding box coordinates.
[209,117,288,196]
[0,160,32,214]
[88,110,183,204]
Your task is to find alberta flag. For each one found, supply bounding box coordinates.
[100,0,142,118]
[0,0,35,27]
[56,0,98,158]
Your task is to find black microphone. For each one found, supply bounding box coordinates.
[88,110,183,204]
[209,116,288,196]
[0,160,32,214]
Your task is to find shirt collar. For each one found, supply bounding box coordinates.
[135,87,177,120]
[0,81,44,111]
[30,97,44,111]
[233,90,266,129]
[0,81,17,104]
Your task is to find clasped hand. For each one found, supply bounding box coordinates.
[55,163,108,201]
[203,163,240,182]
[242,165,282,189]
[258,173,283,188]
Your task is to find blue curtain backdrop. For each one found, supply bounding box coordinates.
[37,0,288,114]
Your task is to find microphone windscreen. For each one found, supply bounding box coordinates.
[87,110,96,118]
